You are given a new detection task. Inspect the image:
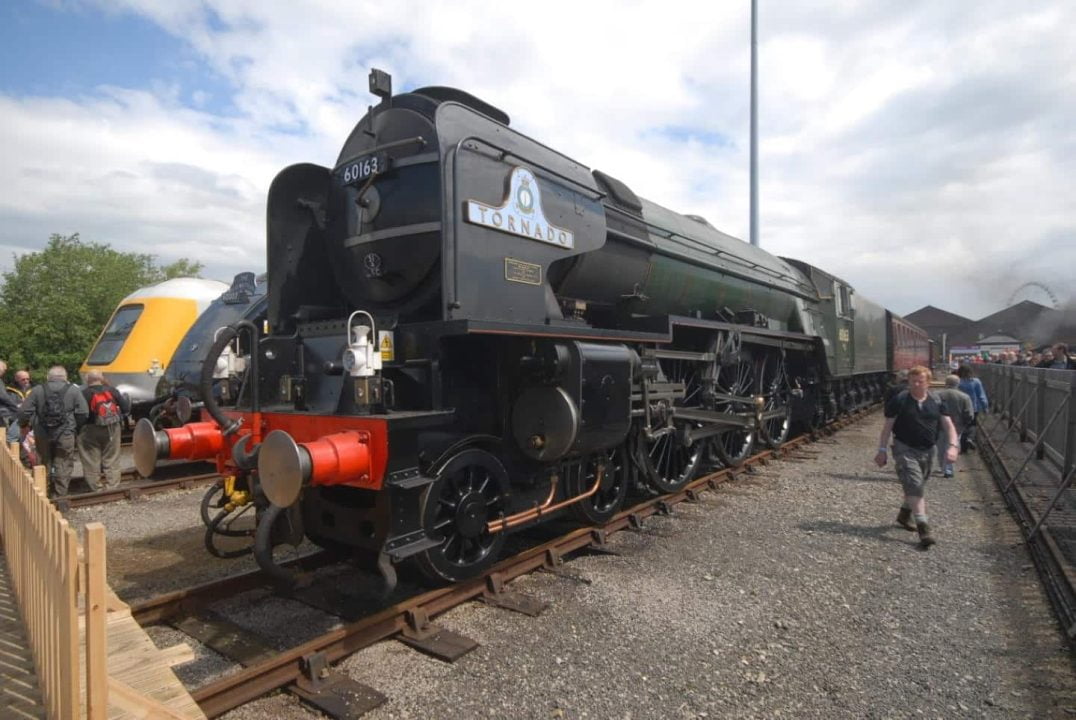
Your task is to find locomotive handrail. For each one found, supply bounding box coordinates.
[605,226,817,303]
[333,135,429,172]
[606,202,813,294]
[451,135,608,197]
[233,320,262,415]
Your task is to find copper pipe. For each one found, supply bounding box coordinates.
[487,466,604,534]
[487,476,558,534]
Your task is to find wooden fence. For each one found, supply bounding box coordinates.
[1,443,120,719]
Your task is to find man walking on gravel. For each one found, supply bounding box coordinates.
[874,366,959,548]
[934,375,973,478]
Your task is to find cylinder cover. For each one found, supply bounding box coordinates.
[511,386,579,461]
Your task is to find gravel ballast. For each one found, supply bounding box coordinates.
[67,413,1076,718]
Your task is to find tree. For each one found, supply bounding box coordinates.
[0,233,205,378]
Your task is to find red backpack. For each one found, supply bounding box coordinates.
[88,387,122,426]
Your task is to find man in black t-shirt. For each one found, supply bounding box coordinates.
[874,366,959,548]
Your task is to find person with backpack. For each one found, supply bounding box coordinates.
[17,365,88,497]
[78,370,130,490]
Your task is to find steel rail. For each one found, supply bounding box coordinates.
[162,407,875,717]
[52,461,219,509]
[131,551,335,625]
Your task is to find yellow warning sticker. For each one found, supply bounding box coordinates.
[379,331,394,362]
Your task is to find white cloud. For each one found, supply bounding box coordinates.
[2,0,1074,319]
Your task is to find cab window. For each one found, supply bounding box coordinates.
[834,283,852,318]
[86,304,144,365]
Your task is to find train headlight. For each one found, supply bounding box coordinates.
[342,347,359,374]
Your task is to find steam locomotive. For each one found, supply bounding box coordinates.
[135,70,929,587]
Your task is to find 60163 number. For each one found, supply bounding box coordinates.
[339,153,387,185]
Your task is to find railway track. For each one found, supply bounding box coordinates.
[52,460,219,510]
[978,424,1076,643]
[126,408,875,718]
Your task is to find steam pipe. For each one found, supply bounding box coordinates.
[487,466,604,534]
[201,326,242,436]
[254,504,300,589]
[200,319,260,435]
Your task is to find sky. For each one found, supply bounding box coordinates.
[1,0,1073,321]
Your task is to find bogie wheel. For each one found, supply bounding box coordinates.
[639,356,705,494]
[758,353,791,449]
[708,359,756,467]
[569,446,629,525]
[414,448,509,584]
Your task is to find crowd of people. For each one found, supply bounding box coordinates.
[956,341,1075,369]
[0,361,130,497]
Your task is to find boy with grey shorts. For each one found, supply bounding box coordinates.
[893,439,932,498]
[875,366,959,549]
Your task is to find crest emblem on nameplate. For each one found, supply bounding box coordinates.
[465,167,574,249]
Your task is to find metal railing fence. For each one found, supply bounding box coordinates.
[976,364,1076,478]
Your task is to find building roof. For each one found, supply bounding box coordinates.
[948,300,1076,347]
[905,305,972,331]
[977,334,1021,345]
[904,304,975,350]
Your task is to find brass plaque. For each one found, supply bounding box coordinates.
[504,257,542,285]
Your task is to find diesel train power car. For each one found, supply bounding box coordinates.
[135,70,930,587]
[81,277,228,418]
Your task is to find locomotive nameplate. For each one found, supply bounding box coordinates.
[465,167,575,249]
[504,257,542,285]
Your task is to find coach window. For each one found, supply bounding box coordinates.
[87,304,144,365]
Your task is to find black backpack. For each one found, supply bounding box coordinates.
[42,383,70,435]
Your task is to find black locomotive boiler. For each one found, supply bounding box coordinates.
[135,70,930,586]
